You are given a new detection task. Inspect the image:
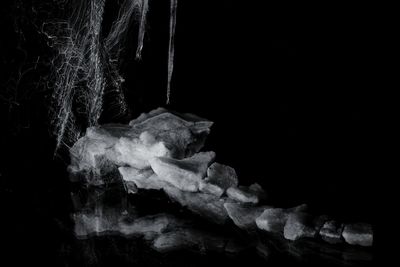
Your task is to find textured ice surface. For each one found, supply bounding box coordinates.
[342,223,373,247]
[200,163,239,197]
[226,183,266,204]
[320,220,344,244]
[150,151,216,192]
[224,203,271,231]
[69,109,213,176]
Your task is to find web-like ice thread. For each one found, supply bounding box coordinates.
[47,0,178,154]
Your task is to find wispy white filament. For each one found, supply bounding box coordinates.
[49,0,178,154]
[136,0,149,60]
[167,0,177,104]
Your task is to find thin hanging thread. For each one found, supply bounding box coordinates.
[167,0,177,104]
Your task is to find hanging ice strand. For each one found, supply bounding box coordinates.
[135,0,149,60]
[105,0,149,61]
[167,0,178,104]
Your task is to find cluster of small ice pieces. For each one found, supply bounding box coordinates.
[69,108,373,253]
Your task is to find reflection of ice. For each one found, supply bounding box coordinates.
[71,180,248,255]
[70,177,373,264]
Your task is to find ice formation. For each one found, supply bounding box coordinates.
[48,0,179,153]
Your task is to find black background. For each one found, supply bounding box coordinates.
[1,0,388,265]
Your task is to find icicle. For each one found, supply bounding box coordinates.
[167,0,178,104]
[135,0,149,60]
